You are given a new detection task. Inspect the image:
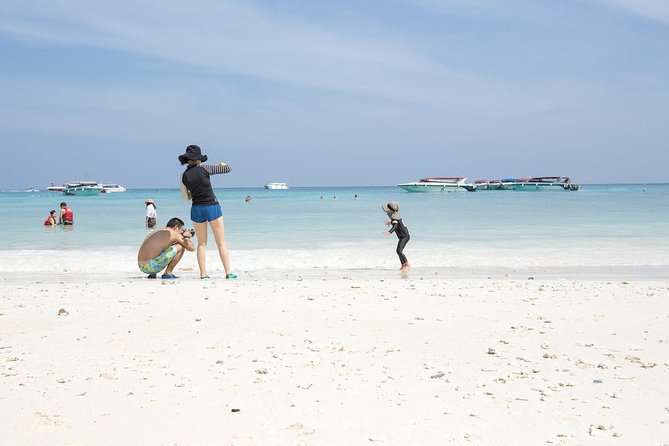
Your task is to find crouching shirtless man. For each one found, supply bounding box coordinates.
[138,217,195,279]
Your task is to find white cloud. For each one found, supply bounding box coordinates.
[0,0,459,107]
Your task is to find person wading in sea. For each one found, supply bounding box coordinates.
[59,202,74,225]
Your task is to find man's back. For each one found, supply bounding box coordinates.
[138,229,173,263]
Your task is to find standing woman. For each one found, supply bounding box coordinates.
[145,198,157,228]
[179,145,237,279]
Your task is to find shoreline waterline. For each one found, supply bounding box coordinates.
[2,265,668,284]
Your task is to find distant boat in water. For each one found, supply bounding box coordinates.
[511,177,580,191]
[100,183,127,193]
[265,182,288,190]
[477,176,579,191]
[475,178,521,190]
[25,187,39,193]
[47,183,65,192]
[398,177,477,192]
[63,181,102,196]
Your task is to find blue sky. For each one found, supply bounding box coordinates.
[1,0,668,188]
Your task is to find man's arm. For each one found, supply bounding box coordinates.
[173,230,196,252]
[202,163,231,175]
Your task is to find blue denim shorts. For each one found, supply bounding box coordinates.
[191,203,222,223]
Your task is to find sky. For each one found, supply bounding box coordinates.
[1,0,668,188]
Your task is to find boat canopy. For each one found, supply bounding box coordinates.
[419,177,466,183]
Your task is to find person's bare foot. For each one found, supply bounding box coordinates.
[400,263,411,272]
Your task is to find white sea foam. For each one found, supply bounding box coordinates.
[3,243,667,275]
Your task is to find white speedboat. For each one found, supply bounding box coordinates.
[47,183,65,192]
[398,177,476,192]
[100,183,127,193]
[475,178,523,190]
[63,181,102,196]
[265,182,288,190]
[505,176,580,191]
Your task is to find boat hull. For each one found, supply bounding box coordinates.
[265,183,288,190]
[504,183,579,191]
[63,187,100,196]
[100,185,126,193]
[475,182,504,190]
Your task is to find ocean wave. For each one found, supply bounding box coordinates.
[2,245,668,274]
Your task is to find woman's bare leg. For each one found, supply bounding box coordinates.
[193,221,208,277]
[209,217,232,274]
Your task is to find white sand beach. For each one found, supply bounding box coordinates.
[1,269,667,445]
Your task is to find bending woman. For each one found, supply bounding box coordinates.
[179,144,237,279]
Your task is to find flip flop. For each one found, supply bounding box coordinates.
[226,273,237,279]
[147,273,157,279]
[161,274,178,279]
[200,275,210,279]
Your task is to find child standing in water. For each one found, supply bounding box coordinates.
[382,202,411,271]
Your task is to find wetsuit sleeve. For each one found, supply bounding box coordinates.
[388,220,399,234]
[202,164,231,175]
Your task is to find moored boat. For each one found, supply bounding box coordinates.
[475,179,506,190]
[505,176,580,191]
[100,183,126,193]
[479,178,521,190]
[63,181,102,196]
[47,183,66,192]
[398,177,476,192]
[265,182,288,190]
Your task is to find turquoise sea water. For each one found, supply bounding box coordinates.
[2,184,669,273]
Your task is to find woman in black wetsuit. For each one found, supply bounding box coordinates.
[179,145,237,279]
[382,202,411,271]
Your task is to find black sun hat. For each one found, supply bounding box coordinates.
[178,145,208,165]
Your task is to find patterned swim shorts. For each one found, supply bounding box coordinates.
[138,245,179,274]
